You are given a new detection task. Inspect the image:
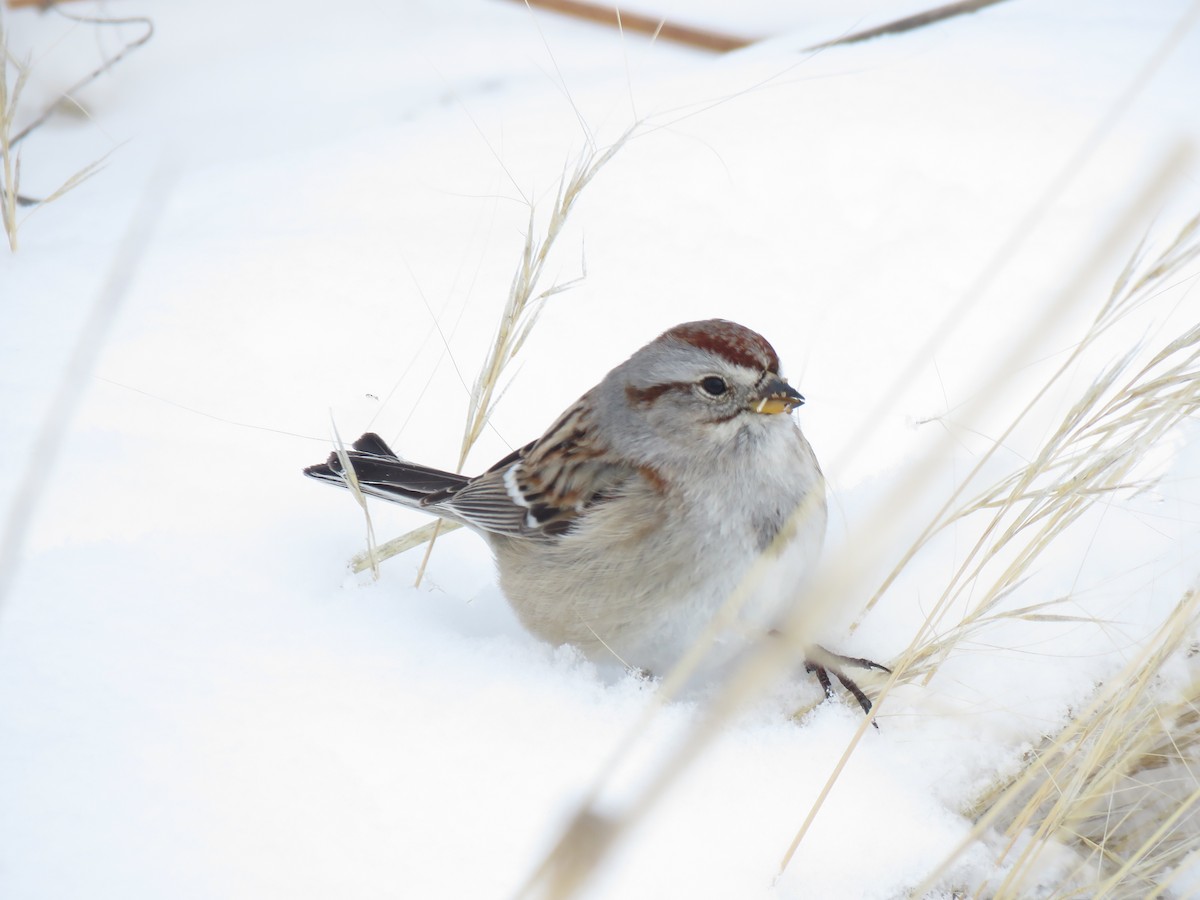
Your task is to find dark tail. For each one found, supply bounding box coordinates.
[304,432,469,508]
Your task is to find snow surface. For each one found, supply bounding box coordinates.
[1,1,1199,898]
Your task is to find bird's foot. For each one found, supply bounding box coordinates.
[804,646,891,723]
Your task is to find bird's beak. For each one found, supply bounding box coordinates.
[752,377,805,415]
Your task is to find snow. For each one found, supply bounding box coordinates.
[2,1,1199,898]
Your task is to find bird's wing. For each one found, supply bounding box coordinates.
[305,416,644,539]
[439,399,640,538]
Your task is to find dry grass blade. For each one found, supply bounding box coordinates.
[928,585,1200,898]
[350,520,460,575]
[330,419,379,580]
[354,127,637,579]
[31,153,106,205]
[1,9,30,250]
[457,130,631,471]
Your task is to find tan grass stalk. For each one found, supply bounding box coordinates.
[0,9,28,250]
[330,419,379,580]
[349,127,636,577]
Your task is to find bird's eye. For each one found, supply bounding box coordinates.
[699,376,729,397]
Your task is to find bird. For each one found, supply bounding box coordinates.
[306,319,886,711]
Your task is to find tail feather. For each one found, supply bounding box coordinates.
[348,432,397,457]
[304,432,469,509]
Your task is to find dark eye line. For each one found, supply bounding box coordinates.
[625,382,689,407]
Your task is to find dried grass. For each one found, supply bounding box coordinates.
[0,9,28,250]
[879,213,1200,689]
[330,419,380,580]
[0,6,151,251]
[915,583,1200,898]
[349,127,636,576]
[897,216,1200,897]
